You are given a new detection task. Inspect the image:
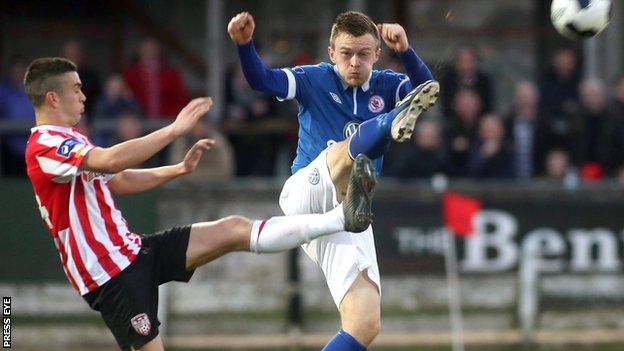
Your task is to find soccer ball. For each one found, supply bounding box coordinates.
[550,0,612,40]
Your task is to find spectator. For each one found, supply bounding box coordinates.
[0,55,35,176]
[505,81,544,179]
[114,113,143,144]
[62,40,101,116]
[384,119,448,179]
[444,88,482,177]
[169,120,235,182]
[604,75,624,173]
[109,113,163,168]
[538,47,581,156]
[467,114,513,179]
[222,63,280,176]
[93,75,142,146]
[94,74,141,119]
[577,78,609,169]
[617,165,624,186]
[123,37,189,119]
[543,148,574,181]
[441,45,494,116]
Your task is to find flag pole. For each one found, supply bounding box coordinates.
[443,227,465,351]
[434,176,470,351]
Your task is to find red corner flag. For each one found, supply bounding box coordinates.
[442,192,481,237]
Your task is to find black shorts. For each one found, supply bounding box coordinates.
[83,226,195,351]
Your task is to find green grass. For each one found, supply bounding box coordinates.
[166,345,624,351]
[42,345,611,351]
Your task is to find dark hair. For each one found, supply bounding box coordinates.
[24,57,77,107]
[330,11,380,47]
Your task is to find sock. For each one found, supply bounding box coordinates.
[321,329,367,351]
[249,204,345,253]
[347,112,394,160]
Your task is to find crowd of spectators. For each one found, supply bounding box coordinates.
[385,46,624,185]
[1,40,624,186]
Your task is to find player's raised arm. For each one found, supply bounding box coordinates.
[82,97,212,174]
[377,23,433,89]
[108,138,215,195]
[228,12,289,98]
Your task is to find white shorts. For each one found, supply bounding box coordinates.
[279,149,381,308]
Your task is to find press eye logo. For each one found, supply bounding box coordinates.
[3,297,10,349]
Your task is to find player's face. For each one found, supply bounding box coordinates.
[55,72,86,126]
[329,32,380,87]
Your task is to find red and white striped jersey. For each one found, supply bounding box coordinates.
[25,125,142,296]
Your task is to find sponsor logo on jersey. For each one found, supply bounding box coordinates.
[293,66,305,75]
[56,138,83,158]
[308,168,320,185]
[368,95,385,113]
[343,121,360,139]
[131,313,151,336]
[330,92,342,104]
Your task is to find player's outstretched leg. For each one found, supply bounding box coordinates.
[185,175,377,269]
[343,154,376,233]
[347,80,439,160]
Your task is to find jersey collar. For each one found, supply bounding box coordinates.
[332,65,371,92]
[31,124,75,134]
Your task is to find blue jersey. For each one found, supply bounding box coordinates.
[280,63,412,174]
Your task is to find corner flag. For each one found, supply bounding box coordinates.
[442,192,481,237]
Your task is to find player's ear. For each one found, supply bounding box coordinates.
[328,46,336,63]
[373,47,381,63]
[45,91,59,108]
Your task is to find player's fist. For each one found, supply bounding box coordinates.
[377,23,409,53]
[228,12,255,45]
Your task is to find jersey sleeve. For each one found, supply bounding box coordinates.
[236,41,289,99]
[396,76,413,102]
[278,64,328,103]
[378,69,413,105]
[32,132,94,183]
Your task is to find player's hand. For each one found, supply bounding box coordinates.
[170,97,212,138]
[180,138,215,174]
[228,12,255,45]
[377,23,409,53]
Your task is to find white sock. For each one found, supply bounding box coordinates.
[249,204,345,253]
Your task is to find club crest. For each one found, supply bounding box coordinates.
[131,313,151,336]
[308,168,320,185]
[368,95,385,113]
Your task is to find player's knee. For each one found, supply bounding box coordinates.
[361,309,381,339]
[220,215,253,248]
[348,317,380,346]
[221,215,251,229]
[361,320,381,346]
[344,308,380,346]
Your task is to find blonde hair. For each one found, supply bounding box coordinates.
[329,11,380,48]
